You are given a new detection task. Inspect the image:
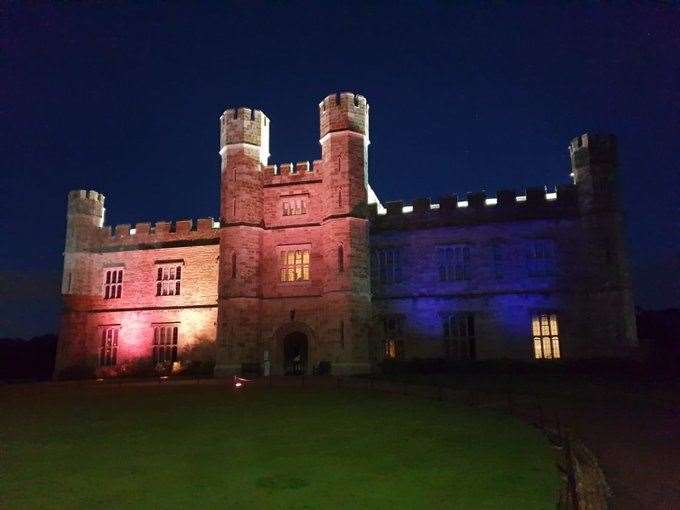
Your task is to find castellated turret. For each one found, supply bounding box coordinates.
[569,133,618,211]
[62,189,105,295]
[65,189,105,252]
[218,107,270,225]
[319,93,370,217]
[319,92,369,141]
[219,107,270,165]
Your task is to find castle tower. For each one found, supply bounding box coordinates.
[215,108,270,375]
[63,189,105,294]
[319,93,369,217]
[569,134,637,351]
[319,93,372,374]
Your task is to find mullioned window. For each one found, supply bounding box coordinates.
[103,269,123,299]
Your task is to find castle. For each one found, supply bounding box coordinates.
[56,92,637,378]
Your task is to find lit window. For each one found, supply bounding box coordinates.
[438,245,471,282]
[99,327,119,366]
[532,313,560,359]
[152,325,178,363]
[527,240,557,277]
[103,269,123,299]
[443,313,476,360]
[383,316,403,359]
[282,196,308,216]
[156,265,182,296]
[280,249,310,282]
[371,248,402,284]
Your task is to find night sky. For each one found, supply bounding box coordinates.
[2,3,678,338]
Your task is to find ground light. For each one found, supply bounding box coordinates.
[233,375,253,389]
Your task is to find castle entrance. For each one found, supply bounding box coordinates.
[283,332,308,375]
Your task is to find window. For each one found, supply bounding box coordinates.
[438,245,471,282]
[371,248,402,284]
[338,245,344,273]
[104,269,123,299]
[99,327,119,366]
[382,316,403,359]
[156,265,182,296]
[532,313,560,359]
[442,313,476,360]
[282,196,307,216]
[280,249,310,282]
[152,325,178,364]
[231,253,237,279]
[492,242,504,280]
[527,240,556,277]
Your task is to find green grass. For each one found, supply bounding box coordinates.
[0,384,559,509]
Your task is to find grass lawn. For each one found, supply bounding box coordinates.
[0,384,560,509]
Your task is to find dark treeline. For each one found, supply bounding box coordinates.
[0,334,57,381]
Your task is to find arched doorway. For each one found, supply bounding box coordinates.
[283,332,308,375]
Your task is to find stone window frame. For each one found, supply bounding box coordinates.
[381,314,405,360]
[531,311,561,360]
[152,323,179,364]
[526,238,557,277]
[98,325,120,367]
[278,243,312,283]
[371,247,403,284]
[281,193,309,217]
[154,259,185,297]
[441,312,476,360]
[103,265,124,299]
[437,244,472,282]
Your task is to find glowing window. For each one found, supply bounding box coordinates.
[156,264,182,296]
[103,269,123,299]
[99,327,119,366]
[280,249,310,282]
[152,325,178,363]
[282,196,308,216]
[532,313,560,359]
[438,245,471,282]
[382,316,404,360]
[443,313,476,360]
[371,248,402,284]
[527,240,557,277]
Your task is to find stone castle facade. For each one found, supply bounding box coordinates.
[56,92,637,378]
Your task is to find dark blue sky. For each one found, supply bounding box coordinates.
[2,2,678,337]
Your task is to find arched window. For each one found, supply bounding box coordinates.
[338,245,344,273]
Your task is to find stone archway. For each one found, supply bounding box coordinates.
[282,331,308,375]
[272,321,317,376]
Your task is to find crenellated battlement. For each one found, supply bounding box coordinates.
[94,217,220,250]
[220,107,269,124]
[569,133,617,169]
[370,184,579,229]
[219,106,270,165]
[262,160,323,186]
[66,189,106,228]
[319,92,369,139]
[319,92,368,112]
[68,189,106,204]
